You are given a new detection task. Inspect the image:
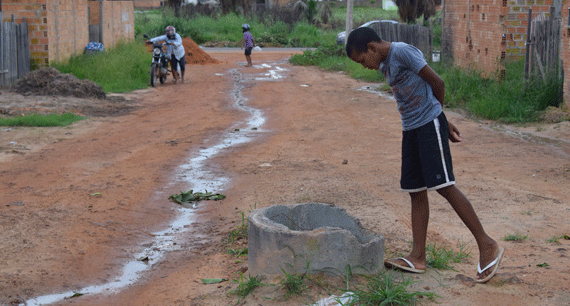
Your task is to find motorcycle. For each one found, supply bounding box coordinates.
[144,34,170,87]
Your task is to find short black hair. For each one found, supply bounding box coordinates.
[346,27,382,58]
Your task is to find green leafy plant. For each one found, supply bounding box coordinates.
[0,112,85,127]
[349,270,436,305]
[546,236,561,244]
[231,273,265,303]
[503,232,528,242]
[426,241,471,271]
[168,190,226,204]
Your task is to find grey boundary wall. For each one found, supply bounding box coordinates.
[248,203,385,276]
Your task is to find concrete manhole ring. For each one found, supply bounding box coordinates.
[248,203,385,276]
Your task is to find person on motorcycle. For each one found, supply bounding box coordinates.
[146,26,186,83]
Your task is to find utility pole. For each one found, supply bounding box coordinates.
[345,0,353,45]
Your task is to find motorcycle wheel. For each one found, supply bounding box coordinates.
[159,75,166,84]
[150,63,158,87]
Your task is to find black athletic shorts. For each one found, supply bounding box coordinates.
[170,55,186,71]
[245,47,253,56]
[400,112,455,192]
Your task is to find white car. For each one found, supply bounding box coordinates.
[336,20,399,45]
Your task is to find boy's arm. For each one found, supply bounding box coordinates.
[418,65,462,142]
[173,34,183,48]
[150,35,167,43]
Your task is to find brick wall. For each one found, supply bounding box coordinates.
[46,0,90,63]
[1,0,51,66]
[2,0,134,66]
[443,0,552,77]
[97,0,135,48]
[133,0,164,8]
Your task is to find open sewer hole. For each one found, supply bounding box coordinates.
[248,203,384,276]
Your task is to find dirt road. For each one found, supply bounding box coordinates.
[1,50,570,306]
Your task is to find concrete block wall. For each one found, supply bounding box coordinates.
[443,0,552,77]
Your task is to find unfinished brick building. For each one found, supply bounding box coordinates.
[1,0,135,66]
[442,0,554,77]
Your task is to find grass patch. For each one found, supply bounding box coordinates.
[546,236,561,244]
[503,232,528,242]
[231,273,265,303]
[289,44,384,83]
[227,247,248,257]
[226,211,248,250]
[432,59,563,123]
[0,113,85,127]
[134,6,390,48]
[426,242,471,271]
[279,266,309,299]
[349,270,436,305]
[52,40,151,93]
[331,6,399,27]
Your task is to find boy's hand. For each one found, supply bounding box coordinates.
[448,122,462,142]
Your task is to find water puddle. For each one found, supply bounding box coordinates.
[176,67,266,192]
[490,124,562,146]
[22,62,286,305]
[357,84,393,99]
[489,124,570,158]
[253,62,288,81]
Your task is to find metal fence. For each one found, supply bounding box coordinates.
[1,12,31,87]
[368,21,433,60]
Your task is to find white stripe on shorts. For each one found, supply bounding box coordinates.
[433,118,450,183]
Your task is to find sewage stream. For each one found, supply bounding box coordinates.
[22,61,287,306]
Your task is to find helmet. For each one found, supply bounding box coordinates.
[241,24,250,31]
[165,26,176,39]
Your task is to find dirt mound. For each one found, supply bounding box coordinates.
[182,37,220,65]
[11,67,106,99]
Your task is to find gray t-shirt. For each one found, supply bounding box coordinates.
[379,42,442,131]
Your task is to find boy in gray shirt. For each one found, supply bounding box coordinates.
[346,27,503,283]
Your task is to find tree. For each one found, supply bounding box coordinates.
[395,0,440,24]
[292,0,332,25]
[168,0,183,17]
[219,0,253,16]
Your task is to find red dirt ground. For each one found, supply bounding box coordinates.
[1,50,570,306]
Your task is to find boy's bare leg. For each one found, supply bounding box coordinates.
[245,55,252,67]
[181,70,185,83]
[436,185,499,281]
[172,69,179,83]
[386,190,429,270]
